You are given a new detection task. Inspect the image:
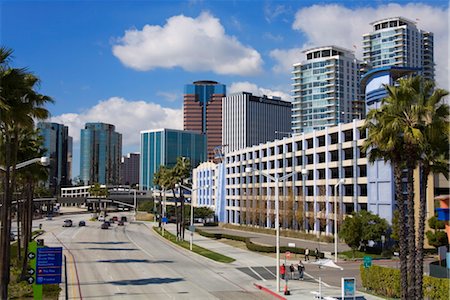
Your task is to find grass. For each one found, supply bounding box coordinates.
[153,227,235,263]
[136,212,155,221]
[340,250,388,260]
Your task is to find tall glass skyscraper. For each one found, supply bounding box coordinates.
[37,122,72,193]
[362,17,434,81]
[140,128,206,190]
[184,80,226,161]
[80,123,122,185]
[292,46,364,133]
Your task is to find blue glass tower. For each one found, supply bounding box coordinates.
[80,123,122,185]
[140,128,206,190]
[37,122,72,193]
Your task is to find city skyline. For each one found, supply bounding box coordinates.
[2,0,448,178]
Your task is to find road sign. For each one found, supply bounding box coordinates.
[36,247,63,284]
[27,268,35,275]
[288,243,295,248]
[27,277,34,284]
[342,277,356,299]
[363,256,372,268]
[162,217,168,223]
[28,252,36,259]
[189,225,195,232]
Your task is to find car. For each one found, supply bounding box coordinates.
[78,221,86,227]
[101,223,109,229]
[46,214,53,220]
[112,216,118,222]
[109,217,114,223]
[120,216,127,222]
[62,220,72,227]
[10,233,15,241]
[104,221,111,227]
[118,220,124,226]
[98,215,105,222]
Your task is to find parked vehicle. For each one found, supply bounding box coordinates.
[62,220,72,227]
[78,221,86,227]
[10,233,15,241]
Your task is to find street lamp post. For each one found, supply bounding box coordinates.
[176,183,210,251]
[245,167,294,293]
[334,178,346,263]
[0,156,50,171]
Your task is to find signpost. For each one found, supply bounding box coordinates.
[363,256,372,268]
[342,277,356,299]
[28,241,42,299]
[36,247,63,284]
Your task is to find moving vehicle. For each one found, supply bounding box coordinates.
[101,223,108,229]
[63,220,72,227]
[118,220,124,226]
[78,221,86,227]
[10,233,15,241]
[104,221,111,227]
[98,215,105,222]
[112,216,118,222]
[120,216,127,222]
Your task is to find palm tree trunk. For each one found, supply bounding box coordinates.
[416,165,429,300]
[16,197,21,261]
[394,163,408,300]
[158,191,162,228]
[406,166,416,299]
[20,179,33,280]
[0,139,12,299]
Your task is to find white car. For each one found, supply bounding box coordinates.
[98,215,105,222]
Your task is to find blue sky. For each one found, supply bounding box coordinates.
[1,0,448,179]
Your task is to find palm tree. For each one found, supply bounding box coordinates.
[172,157,191,240]
[0,47,52,299]
[409,79,449,298]
[362,109,409,299]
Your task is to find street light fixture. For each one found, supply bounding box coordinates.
[334,178,346,263]
[176,183,210,251]
[245,166,295,293]
[0,156,50,171]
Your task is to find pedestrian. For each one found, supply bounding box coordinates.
[315,248,320,261]
[289,264,295,280]
[280,264,286,280]
[304,247,310,261]
[298,261,305,280]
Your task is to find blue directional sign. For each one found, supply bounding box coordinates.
[36,247,63,284]
[162,217,168,223]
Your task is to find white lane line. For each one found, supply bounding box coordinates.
[248,266,266,281]
[304,272,331,287]
[263,266,276,277]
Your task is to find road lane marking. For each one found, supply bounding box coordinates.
[304,272,331,287]
[248,266,266,281]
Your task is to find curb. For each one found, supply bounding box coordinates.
[254,283,287,300]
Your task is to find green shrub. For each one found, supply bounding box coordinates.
[360,265,450,299]
[203,222,218,227]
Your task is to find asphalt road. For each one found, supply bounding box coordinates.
[36,213,273,300]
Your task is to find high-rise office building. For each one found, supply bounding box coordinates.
[37,122,72,193]
[140,128,206,190]
[184,80,226,161]
[362,17,434,81]
[292,46,364,134]
[222,92,292,152]
[120,153,140,186]
[80,123,122,185]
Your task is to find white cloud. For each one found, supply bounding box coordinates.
[112,12,263,76]
[50,97,182,148]
[270,3,449,89]
[157,91,179,102]
[229,81,292,101]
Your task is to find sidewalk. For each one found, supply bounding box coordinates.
[151,222,382,300]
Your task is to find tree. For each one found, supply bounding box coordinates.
[0,47,52,299]
[425,216,449,249]
[339,211,389,258]
[172,157,191,240]
[194,207,215,220]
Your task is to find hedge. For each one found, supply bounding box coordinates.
[360,265,450,299]
[196,228,324,258]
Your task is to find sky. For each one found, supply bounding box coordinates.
[1,0,449,179]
